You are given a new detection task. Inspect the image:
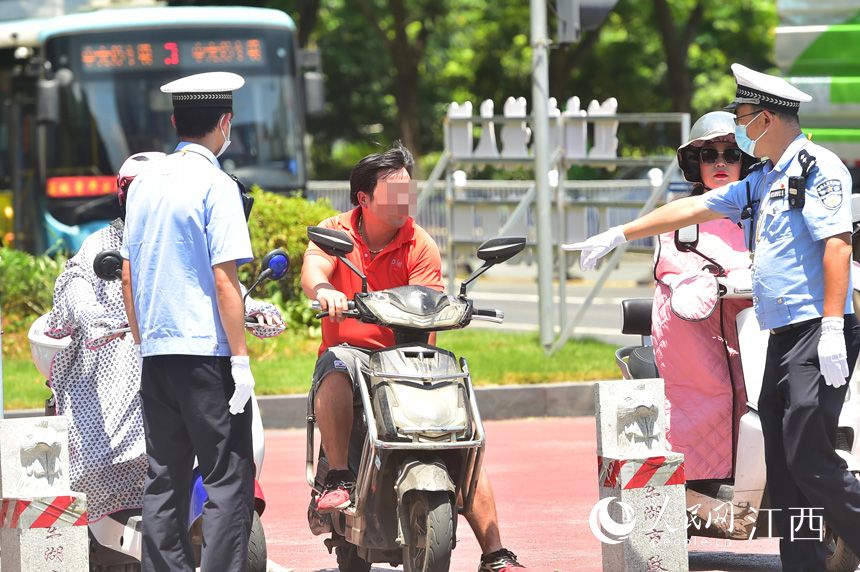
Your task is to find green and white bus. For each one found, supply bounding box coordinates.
[0,5,322,253]
[776,0,860,187]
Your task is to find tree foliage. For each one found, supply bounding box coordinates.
[176,0,779,176]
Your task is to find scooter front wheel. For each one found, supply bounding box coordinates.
[403,491,454,572]
[336,544,371,572]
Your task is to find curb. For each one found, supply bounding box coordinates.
[4,382,598,429]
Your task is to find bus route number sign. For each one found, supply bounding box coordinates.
[80,39,266,71]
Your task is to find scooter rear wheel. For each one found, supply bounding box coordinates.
[248,511,267,572]
[403,491,453,572]
[826,525,860,572]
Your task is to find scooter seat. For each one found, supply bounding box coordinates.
[628,346,658,379]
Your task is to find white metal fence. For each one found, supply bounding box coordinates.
[304,179,687,254]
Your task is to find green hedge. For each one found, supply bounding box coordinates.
[240,187,338,333]
[0,248,67,333]
[0,190,339,335]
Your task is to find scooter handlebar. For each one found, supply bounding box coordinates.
[471,308,505,323]
[716,268,753,299]
[311,300,359,320]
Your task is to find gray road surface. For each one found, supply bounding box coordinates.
[461,252,656,347]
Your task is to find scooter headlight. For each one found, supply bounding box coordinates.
[362,297,468,328]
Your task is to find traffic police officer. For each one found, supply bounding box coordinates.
[121,71,256,572]
[564,64,860,571]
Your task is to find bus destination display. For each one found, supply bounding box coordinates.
[80,39,266,71]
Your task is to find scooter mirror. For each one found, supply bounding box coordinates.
[93,250,123,281]
[261,249,290,281]
[307,226,354,257]
[244,248,291,304]
[674,225,699,252]
[476,236,527,264]
[307,226,367,293]
[459,236,527,297]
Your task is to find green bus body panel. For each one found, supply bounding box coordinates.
[831,77,860,104]
[804,128,860,143]
[788,24,860,77]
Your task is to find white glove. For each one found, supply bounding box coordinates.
[134,344,143,373]
[819,317,849,388]
[228,355,255,415]
[562,226,628,271]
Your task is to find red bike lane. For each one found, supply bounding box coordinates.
[258,417,782,572]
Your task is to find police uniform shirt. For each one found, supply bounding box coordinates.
[120,142,253,357]
[702,134,853,330]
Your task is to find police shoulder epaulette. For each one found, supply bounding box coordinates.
[748,159,766,172]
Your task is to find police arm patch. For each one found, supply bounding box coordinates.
[815,179,843,209]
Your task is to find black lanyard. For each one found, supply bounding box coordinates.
[741,181,759,255]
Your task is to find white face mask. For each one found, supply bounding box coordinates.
[216,115,232,158]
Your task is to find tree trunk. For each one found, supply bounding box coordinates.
[652,0,704,114]
[354,0,438,174]
[295,0,321,49]
[388,0,423,166]
[549,25,607,103]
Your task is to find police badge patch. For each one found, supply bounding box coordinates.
[815,179,843,209]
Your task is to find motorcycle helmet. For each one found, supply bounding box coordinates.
[676,111,756,187]
[117,152,166,208]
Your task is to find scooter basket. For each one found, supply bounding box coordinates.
[368,345,473,442]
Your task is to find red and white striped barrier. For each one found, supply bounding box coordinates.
[598,455,685,489]
[0,495,87,529]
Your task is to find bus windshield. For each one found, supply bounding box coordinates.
[43,25,305,226]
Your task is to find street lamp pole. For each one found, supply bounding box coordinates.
[531,0,555,350]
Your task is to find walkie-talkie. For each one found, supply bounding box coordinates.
[228,173,254,221]
[788,150,816,209]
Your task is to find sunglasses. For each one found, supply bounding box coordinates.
[699,147,742,165]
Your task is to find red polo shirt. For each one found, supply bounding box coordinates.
[305,208,443,355]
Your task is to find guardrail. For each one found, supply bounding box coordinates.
[307,107,691,353]
[306,178,687,256]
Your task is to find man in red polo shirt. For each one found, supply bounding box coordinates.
[301,142,530,572]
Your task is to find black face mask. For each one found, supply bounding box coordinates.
[228,173,254,221]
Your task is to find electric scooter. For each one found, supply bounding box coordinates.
[304,226,525,572]
[615,223,860,572]
[28,249,290,572]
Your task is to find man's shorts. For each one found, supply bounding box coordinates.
[311,344,371,400]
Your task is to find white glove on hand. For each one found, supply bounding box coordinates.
[134,344,143,373]
[561,226,628,271]
[819,317,849,388]
[228,355,255,415]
